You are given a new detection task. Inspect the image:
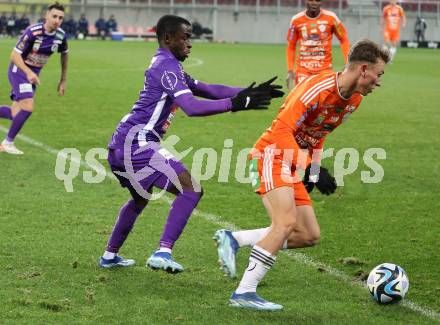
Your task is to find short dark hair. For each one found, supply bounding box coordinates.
[48,2,65,11]
[348,39,390,65]
[156,15,191,41]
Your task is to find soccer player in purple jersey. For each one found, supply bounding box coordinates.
[98,15,284,272]
[0,2,68,155]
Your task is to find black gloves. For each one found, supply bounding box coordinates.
[231,76,285,112]
[231,82,271,112]
[303,164,337,195]
[256,76,285,98]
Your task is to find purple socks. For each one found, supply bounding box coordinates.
[106,199,146,253]
[159,191,202,249]
[6,110,32,142]
[0,106,12,120]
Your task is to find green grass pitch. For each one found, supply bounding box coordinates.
[0,39,439,324]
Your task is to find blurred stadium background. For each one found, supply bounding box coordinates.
[0,0,438,44]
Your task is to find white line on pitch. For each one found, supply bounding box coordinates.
[1,125,439,322]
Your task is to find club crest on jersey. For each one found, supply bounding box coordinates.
[51,44,59,52]
[319,24,326,32]
[161,70,178,90]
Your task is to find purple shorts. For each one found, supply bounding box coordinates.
[108,145,188,196]
[8,64,38,101]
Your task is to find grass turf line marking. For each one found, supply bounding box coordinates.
[1,126,439,322]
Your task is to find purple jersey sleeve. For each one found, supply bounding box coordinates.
[14,27,35,54]
[184,72,242,99]
[152,58,232,116]
[58,34,68,53]
[175,93,231,116]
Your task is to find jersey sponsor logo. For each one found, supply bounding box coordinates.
[161,70,178,91]
[19,83,33,93]
[162,104,179,133]
[32,40,41,51]
[329,115,340,123]
[345,105,356,112]
[301,26,308,39]
[55,30,65,40]
[25,52,50,67]
[17,35,28,50]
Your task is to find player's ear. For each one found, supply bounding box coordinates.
[360,64,368,78]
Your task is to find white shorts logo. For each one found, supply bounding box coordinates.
[19,83,33,93]
[161,70,178,91]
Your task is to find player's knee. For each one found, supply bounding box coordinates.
[132,197,148,211]
[303,234,320,247]
[302,229,320,247]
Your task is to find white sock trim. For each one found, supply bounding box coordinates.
[103,251,116,259]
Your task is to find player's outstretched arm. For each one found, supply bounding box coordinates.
[57,52,68,96]
[191,81,242,100]
[174,82,273,117]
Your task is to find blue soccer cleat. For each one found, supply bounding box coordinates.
[229,292,283,311]
[213,229,239,278]
[99,255,135,269]
[146,251,184,274]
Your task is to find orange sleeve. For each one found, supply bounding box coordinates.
[334,20,350,64]
[286,21,298,72]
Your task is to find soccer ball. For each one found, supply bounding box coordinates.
[367,263,409,304]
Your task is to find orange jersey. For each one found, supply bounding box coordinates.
[383,4,405,31]
[253,72,363,162]
[286,9,350,74]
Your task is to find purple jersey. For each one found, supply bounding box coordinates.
[109,48,202,149]
[14,23,68,74]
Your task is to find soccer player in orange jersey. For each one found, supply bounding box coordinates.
[285,0,350,89]
[214,40,390,310]
[381,0,406,61]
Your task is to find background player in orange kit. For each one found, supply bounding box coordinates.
[382,0,406,61]
[214,39,390,311]
[285,0,350,89]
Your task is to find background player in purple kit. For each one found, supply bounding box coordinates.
[98,14,284,272]
[0,2,68,155]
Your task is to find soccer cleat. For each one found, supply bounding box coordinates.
[98,255,135,269]
[0,141,23,155]
[146,251,184,274]
[229,291,283,311]
[213,229,239,278]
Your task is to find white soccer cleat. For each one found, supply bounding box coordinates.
[213,229,239,278]
[0,141,23,155]
[229,291,283,311]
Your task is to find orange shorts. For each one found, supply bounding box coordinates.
[249,148,312,206]
[295,69,333,85]
[384,29,400,42]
